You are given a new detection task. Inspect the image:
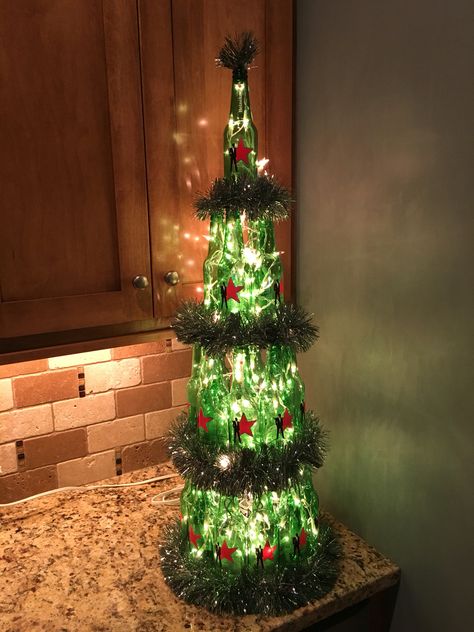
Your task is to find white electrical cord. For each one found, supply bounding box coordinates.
[151,484,184,506]
[0,472,181,508]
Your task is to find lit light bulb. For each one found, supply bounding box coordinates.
[217,454,231,470]
[243,247,262,268]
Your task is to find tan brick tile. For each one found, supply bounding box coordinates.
[13,369,78,408]
[0,379,13,412]
[53,392,115,431]
[49,349,111,369]
[0,359,49,379]
[0,405,53,443]
[0,465,57,504]
[111,340,167,360]
[142,349,192,384]
[171,337,190,351]
[115,382,171,418]
[122,439,168,473]
[22,428,87,469]
[84,358,141,394]
[0,443,18,476]
[171,377,189,406]
[57,450,115,487]
[145,406,187,439]
[87,415,145,453]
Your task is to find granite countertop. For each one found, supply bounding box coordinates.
[0,464,400,632]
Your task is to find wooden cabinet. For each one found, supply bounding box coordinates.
[0,0,293,358]
[0,0,153,340]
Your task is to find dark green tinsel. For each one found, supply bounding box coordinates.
[168,410,327,497]
[194,174,292,222]
[161,518,341,616]
[216,32,259,73]
[172,302,318,356]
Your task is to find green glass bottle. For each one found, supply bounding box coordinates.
[186,344,203,422]
[246,218,283,315]
[227,346,266,447]
[216,211,245,314]
[223,67,258,180]
[199,355,230,445]
[203,215,225,310]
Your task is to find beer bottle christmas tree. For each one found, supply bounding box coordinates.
[161,33,339,616]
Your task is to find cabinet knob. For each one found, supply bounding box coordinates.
[164,271,180,286]
[132,275,150,290]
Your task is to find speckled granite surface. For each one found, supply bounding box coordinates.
[0,464,400,632]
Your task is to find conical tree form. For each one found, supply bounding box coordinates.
[161,33,340,615]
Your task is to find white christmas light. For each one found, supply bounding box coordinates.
[217,454,231,470]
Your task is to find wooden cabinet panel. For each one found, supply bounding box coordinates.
[0,0,293,357]
[0,0,153,338]
[140,0,294,319]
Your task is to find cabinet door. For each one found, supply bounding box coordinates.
[139,0,294,319]
[0,0,153,339]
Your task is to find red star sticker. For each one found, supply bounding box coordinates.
[263,540,277,561]
[197,408,212,432]
[239,413,256,437]
[299,527,307,548]
[235,138,252,164]
[220,540,238,563]
[189,525,202,548]
[282,408,293,431]
[226,277,243,303]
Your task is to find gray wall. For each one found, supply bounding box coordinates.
[296,1,474,631]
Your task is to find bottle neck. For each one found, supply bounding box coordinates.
[229,77,252,121]
[223,71,258,181]
[223,210,244,253]
[207,215,225,254]
[247,219,276,253]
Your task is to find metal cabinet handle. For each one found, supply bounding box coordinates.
[132,275,150,289]
[164,271,180,286]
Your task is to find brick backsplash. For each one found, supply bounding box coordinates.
[0,338,190,502]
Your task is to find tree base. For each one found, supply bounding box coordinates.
[160,519,341,616]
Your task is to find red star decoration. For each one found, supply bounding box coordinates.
[239,413,256,437]
[235,138,252,164]
[263,540,277,561]
[197,408,212,432]
[282,408,293,431]
[226,277,243,303]
[220,540,238,563]
[299,527,307,548]
[188,525,202,548]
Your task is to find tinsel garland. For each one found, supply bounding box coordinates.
[194,174,292,222]
[160,518,341,616]
[216,31,259,72]
[172,302,319,355]
[168,410,327,496]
